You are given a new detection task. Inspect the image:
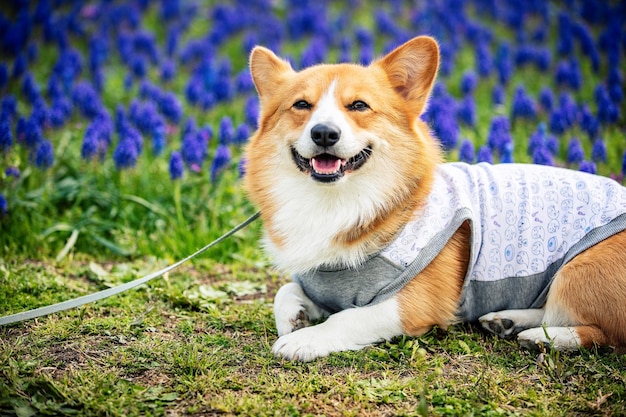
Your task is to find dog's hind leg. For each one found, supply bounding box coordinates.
[516,230,626,352]
[517,325,609,351]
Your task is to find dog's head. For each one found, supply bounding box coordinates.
[243,36,442,271]
[245,36,440,185]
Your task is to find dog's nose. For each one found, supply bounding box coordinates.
[311,123,341,147]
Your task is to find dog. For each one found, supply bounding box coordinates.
[243,36,626,361]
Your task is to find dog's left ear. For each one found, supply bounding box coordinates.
[375,36,439,114]
[249,46,294,103]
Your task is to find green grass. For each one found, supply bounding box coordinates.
[2,1,626,415]
[1,259,626,416]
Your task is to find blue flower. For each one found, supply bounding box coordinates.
[34,139,54,170]
[595,84,619,124]
[487,115,512,156]
[538,87,554,112]
[460,71,477,96]
[475,42,492,77]
[579,160,596,174]
[113,138,139,169]
[511,85,536,121]
[567,137,584,164]
[495,42,512,85]
[23,117,43,149]
[169,151,184,180]
[218,116,235,145]
[533,147,554,166]
[0,193,7,215]
[234,123,251,145]
[491,85,505,107]
[477,145,493,164]
[5,166,20,178]
[591,138,607,163]
[158,91,182,124]
[0,64,8,90]
[457,96,476,127]
[210,144,231,182]
[0,118,12,152]
[458,139,475,163]
[244,96,259,129]
[71,81,102,119]
[0,96,17,121]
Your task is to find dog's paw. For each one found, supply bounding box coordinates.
[479,309,545,340]
[272,325,366,362]
[479,312,518,339]
[275,308,310,337]
[517,327,581,351]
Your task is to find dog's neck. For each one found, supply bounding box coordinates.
[261,167,435,275]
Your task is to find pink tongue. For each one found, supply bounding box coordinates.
[312,157,341,174]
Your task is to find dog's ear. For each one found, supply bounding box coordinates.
[375,36,439,113]
[249,46,294,101]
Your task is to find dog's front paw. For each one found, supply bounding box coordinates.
[272,325,365,361]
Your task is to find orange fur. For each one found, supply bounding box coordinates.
[546,229,626,349]
[398,221,470,336]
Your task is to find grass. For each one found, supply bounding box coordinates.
[1,258,626,416]
[1,0,626,415]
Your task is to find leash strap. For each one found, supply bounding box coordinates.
[0,212,260,326]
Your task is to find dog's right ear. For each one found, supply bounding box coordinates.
[249,47,294,101]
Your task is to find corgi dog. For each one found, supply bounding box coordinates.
[243,36,626,361]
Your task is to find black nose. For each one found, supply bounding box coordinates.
[311,123,341,147]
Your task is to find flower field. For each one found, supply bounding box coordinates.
[1,1,626,415]
[0,0,624,261]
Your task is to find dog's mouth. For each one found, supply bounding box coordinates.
[291,147,372,183]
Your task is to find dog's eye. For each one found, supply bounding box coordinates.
[347,100,369,111]
[293,100,312,110]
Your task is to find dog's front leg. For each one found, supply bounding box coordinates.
[272,295,403,361]
[273,282,328,337]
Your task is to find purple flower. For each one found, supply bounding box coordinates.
[460,71,478,96]
[71,81,102,119]
[458,139,475,163]
[5,166,19,178]
[477,145,493,164]
[160,59,176,82]
[218,116,235,145]
[538,87,554,112]
[579,160,596,174]
[533,147,554,166]
[158,92,182,124]
[22,72,41,104]
[457,96,476,127]
[487,115,512,156]
[495,42,512,85]
[0,64,7,90]
[492,85,505,106]
[0,118,12,151]
[210,144,231,182]
[113,138,139,169]
[169,151,184,180]
[23,117,43,149]
[567,137,585,164]
[181,130,207,172]
[234,123,251,145]
[591,138,607,163]
[511,85,536,121]
[0,193,7,215]
[475,42,493,77]
[245,96,259,128]
[595,84,619,124]
[34,139,54,169]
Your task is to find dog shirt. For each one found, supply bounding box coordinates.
[293,162,626,321]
